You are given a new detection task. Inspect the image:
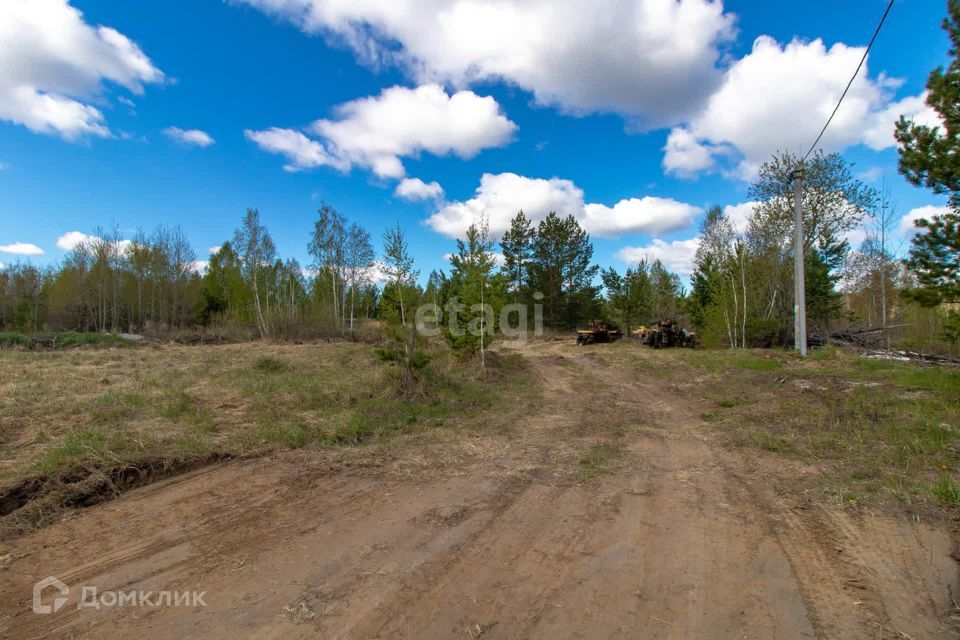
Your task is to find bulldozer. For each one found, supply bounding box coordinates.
[637,318,697,349]
[576,320,624,345]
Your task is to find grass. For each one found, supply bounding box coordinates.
[932,476,960,506]
[578,443,625,479]
[0,341,530,492]
[673,344,960,509]
[34,428,143,476]
[252,356,289,373]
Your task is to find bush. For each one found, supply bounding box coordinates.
[0,332,131,349]
[746,318,782,348]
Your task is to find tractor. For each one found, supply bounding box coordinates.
[576,320,624,346]
[640,319,697,349]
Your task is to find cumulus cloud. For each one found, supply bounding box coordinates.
[615,238,702,275]
[723,201,757,234]
[56,230,97,251]
[236,0,735,127]
[395,177,444,201]
[426,172,700,240]
[0,0,164,140]
[427,173,585,238]
[663,36,939,179]
[861,92,941,151]
[662,128,732,177]
[244,127,347,172]
[163,127,215,147]
[898,205,950,238]
[0,241,44,256]
[247,84,516,178]
[55,230,133,255]
[582,197,700,238]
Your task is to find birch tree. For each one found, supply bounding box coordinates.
[233,209,275,338]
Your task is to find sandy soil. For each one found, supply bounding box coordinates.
[2,342,957,639]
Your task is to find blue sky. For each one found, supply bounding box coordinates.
[0,0,953,280]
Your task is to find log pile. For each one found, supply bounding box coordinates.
[810,324,960,365]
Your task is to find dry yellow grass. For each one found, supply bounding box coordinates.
[0,340,535,534]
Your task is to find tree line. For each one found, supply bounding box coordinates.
[2,2,959,354]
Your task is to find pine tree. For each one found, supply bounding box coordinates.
[895,0,960,206]
[529,213,598,329]
[905,215,960,304]
[445,218,505,365]
[500,210,534,301]
[896,0,960,307]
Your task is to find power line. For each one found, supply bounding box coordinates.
[802,0,895,162]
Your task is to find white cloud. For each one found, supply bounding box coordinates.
[582,197,700,238]
[244,127,347,172]
[191,260,209,274]
[249,84,516,179]
[395,177,444,201]
[426,172,700,240]
[615,238,701,275]
[662,127,731,177]
[236,0,735,127]
[0,0,163,140]
[208,245,222,255]
[898,205,950,238]
[56,230,97,251]
[862,92,941,151]
[723,201,756,234]
[163,127,215,147]
[0,241,43,256]
[427,172,585,238]
[55,230,133,255]
[663,36,937,179]
[842,225,868,249]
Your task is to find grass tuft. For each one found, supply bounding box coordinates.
[252,356,289,373]
[932,476,960,506]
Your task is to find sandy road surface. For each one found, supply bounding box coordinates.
[2,342,957,639]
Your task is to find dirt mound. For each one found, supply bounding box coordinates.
[0,453,231,538]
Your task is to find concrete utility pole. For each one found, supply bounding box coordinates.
[793,166,807,356]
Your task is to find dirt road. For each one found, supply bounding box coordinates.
[2,342,957,639]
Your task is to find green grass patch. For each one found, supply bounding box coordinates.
[932,476,960,506]
[161,390,213,431]
[252,356,289,373]
[35,428,141,476]
[733,354,782,371]
[258,419,314,448]
[752,431,797,454]
[578,443,625,479]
